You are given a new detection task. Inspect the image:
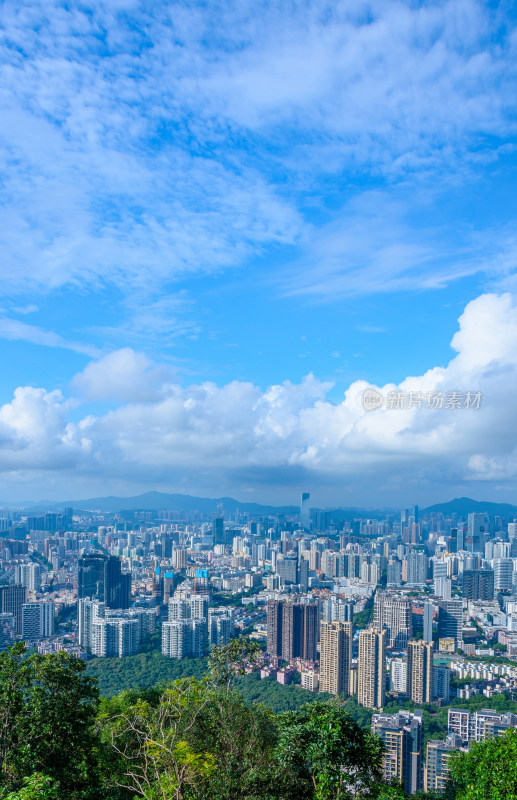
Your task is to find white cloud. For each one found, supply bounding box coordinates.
[0,292,517,504]
[0,0,515,323]
[72,348,177,402]
[0,317,99,356]
[278,192,515,300]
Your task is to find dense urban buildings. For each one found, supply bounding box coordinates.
[2,496,517,794]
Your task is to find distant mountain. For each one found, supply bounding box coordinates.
[12,492,517,519]
[21,491,388,518]
[27,491,300,516]
[422,496,517,518]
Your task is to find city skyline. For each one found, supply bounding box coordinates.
[0,1,517,505]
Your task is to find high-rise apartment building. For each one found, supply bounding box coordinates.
[266,599,283,658]
[92,617,139,657]
[374,592,412,649]
[168,595,208,621]
[387,560,402,587]
[321,598,354,624]
[425,734,463,793]
[162,618,207,658]
[266,599,318,662]
[358,628,387,710]
[173,548,188,569]
[319,621,353,696]
[448,708,517,745]
[15,562,41,592]
[372,710,424,795]
[208,608,234,646]
[406,551,428,587]
[433,665,451,702]
[78,599,105,649]
[78,598,154,655]
[21,601,54,640]
[406,640,433,704]
[390,658,407,693]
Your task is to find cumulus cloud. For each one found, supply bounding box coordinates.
[72,348,177,403]
[0,293,517,504]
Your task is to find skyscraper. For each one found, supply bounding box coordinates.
[358,628,387,710]
[281,602,302,661]
[467,513,486,554]
[462,569,494,601]
[374,592,412,649]
[437,600,463,647]
[423,602,433,643]
[212,517,224,545]
[78,554,107,600]
[493,558,513,592]
[0,584,26,634]
[104,555,131,609]
[300,492,310,532]
[319,620,353,696]
[407,640,433,704]
[302,602,319,662]
[266,599,283,658]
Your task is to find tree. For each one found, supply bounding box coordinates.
[275,702,384,800]
[0,774,59,800]
[207,637,261,688]
[0,644,100,796]
[186,687,285,800]
[448,728,517,799]
[103,678,215,800]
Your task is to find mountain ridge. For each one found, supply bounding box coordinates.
[8,491,517,518]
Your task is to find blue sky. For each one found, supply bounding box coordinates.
[1,0,517,507]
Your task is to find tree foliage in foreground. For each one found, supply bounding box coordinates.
[0,642,99,797]
[448,728,517,800]
[3,639,517,800]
